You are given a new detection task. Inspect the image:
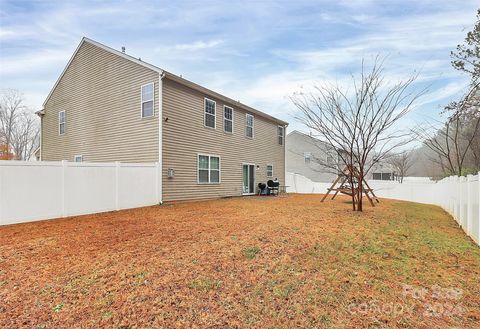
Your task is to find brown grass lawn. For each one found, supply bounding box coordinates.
[1,194,480,328]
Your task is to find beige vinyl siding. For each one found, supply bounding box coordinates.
[162,78,285,202]
[42,41,159,162]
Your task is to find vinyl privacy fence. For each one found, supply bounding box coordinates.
[286,172,480,245]
[0,160,161,225]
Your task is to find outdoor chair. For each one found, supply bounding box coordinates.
[258,183,267,195]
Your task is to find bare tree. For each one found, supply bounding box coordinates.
[431,8,480,174]
[292,58,424,211]
[413,83,480,176]
[388,151,414,183]
[0,89,39,160]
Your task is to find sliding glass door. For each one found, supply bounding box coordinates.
[242,164,255,195]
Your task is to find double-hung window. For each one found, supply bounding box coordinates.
[278,126,284,145]
[59,111,65,135]
[224,106,233,133]
[304,152,312,164]
[204,98,216,128]
[74,155,83,162]
[326,151,337,165]
[141,83,154,118]
[266,164,273,177]
[246,113,254,138]
[198,154,220,184]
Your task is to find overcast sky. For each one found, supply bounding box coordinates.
[0,0,478,132]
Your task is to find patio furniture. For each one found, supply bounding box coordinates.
[258,183,267,195]
[267,179,280,196]
[278,185,289,194]
[321,165,379,206]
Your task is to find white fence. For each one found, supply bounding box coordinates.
[0,160,161,225]
[1,160,478,247]
[287,172,480,245]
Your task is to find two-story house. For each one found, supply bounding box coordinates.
[286,131,338,183]
[287,130,402,182]
[37,37,287,202]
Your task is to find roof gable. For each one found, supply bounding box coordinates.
[42,37,161,107]
[42,37,288,126]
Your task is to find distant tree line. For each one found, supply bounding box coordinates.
[414,9,480,177]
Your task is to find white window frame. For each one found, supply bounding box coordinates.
[304,152,312,164]
[266,164,273,177]
[141,82,155,118]
[278,126,284,145]
[58,110,65,135]
[245,113,254,138]
[197,153,221,184]
[204,98,216,129]
[223,105,233,134]
[242,162,256,195]
[74,155,83,162]
[326,151,338,165]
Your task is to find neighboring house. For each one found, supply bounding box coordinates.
[286,131,338,183]
[286,130,400,182]
[37,37,287,202]
[369,162,396,181]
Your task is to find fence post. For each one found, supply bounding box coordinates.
[115,161,120,211]
[447,176,452,213]
[478,172,480,244]
[452,176,457,222]
[0,163,3,225]
[467,175,472,237]
[448,177,452,211]
[461,176,466,227]
[61,160,67,217]
[155,162,160,204]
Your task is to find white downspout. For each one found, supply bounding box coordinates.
[284,124,288,187]
[158,71,166,204]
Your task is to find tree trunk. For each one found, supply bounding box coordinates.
[351,177,356,211]
[356,182,363,212]
[356,173,364,212]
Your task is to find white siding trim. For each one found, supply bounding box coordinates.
[158,72,165,204]
[283,125,287,185]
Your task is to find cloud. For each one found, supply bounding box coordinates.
[0,0,478,128]
[207,7,476,121]
[171,40,223,51]
[0,48,73,76]
[0,29,24,40]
